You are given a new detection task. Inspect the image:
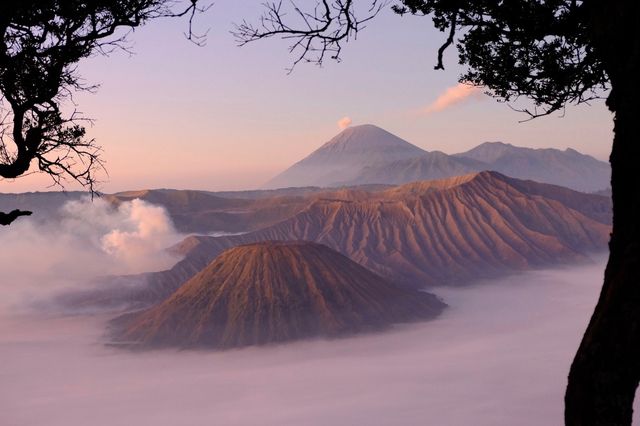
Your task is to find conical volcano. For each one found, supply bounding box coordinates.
[111,241,445,349]
[264,124,426,189]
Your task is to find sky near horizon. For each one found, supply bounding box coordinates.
[0,1,613,194]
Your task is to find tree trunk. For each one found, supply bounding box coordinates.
[565,90,640,425]
[565,2,640,421]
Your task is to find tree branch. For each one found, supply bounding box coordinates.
[0,209,32,226]
[434,12,457,70]
[0,1,207,201]
[233,1,387,72]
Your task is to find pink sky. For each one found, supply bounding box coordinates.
[0,4,613,194]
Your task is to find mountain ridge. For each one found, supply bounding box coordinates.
[59,171,611,312]
[455,142,610,192]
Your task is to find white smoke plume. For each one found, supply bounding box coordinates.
[0,198,182,312]
[425,83,485,113]
[337,116,353,130]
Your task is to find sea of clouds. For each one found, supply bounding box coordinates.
[1,225,627,426]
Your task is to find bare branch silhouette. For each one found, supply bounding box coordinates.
[0,0,207,222]
[233,1,387,72]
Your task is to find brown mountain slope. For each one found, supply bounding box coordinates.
[202,171,611,287]
[110,242,445,349]
[496,175,612,225]
[60,171,610,311]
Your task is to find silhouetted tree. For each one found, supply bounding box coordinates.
[0,0,206,224]
[236,1,639,424]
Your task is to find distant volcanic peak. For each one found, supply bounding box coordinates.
[456,143,611,192]
[466,141,594,164]
[112,241,445,349]
[317,124,424,154]
[264,124,425,189]
[325,124,399,141]
[459,141,604,164]
[325,124,397,141]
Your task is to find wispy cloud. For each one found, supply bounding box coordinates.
[337,116,352,130]
[424,83,485,114]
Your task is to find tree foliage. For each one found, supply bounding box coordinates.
[393,1,609,117]
[0,0,205,224]
[236,1,608,117]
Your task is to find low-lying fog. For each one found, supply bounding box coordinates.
[0,198,184,312]
[2,250,626,425]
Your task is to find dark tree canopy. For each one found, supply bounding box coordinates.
[393,1,609,117]
[236,0,608,117]
[0,0,205,224]
[237,1,640,425]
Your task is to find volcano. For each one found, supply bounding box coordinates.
[111,241,445,349]
[264,124,426,189]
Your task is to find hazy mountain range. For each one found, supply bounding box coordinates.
[59,171,610,313]
[110,241,445,349]
[264,124,611,193]
[1,124,609,233]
